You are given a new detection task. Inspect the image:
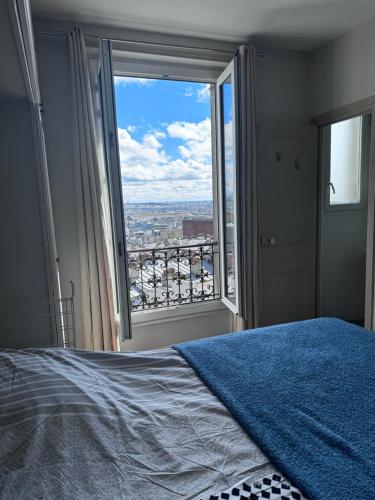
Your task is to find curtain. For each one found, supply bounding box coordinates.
[69,27,118,351]
[238,44,260,329]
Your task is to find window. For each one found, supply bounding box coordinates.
[328,116,363,206]
[97,39,251,339]
[113,76,219,312]
[217,61,240,313]
[222,77,236,305]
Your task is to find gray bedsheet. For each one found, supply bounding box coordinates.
[0,347,276,499]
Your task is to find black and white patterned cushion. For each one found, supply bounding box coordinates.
[202,472,307,500]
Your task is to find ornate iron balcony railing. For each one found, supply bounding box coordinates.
[127,242,219,312]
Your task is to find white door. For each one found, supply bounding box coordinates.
[258,125,318,326]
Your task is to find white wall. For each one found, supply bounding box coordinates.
[122,304,232,351]
[310,20,375,325]
[34,21,314,351]
[0,1,27,98]
[0,3,51,347]
[311,15,375,115]
[35,30,231,350]
[35,33,85,346]
[257,48,312,124]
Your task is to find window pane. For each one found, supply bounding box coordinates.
[330,116,362,205]
[113,76,219,312]
[221,75,236,305]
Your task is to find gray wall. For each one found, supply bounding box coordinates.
[311,15,375,115]
[0,3,50,347]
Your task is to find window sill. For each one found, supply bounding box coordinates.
[131,299,227,327]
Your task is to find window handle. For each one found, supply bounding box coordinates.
[328,182,336,194]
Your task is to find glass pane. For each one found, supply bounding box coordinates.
[330,116,362,205]
[221,75,236,305]
[113,76,218,312]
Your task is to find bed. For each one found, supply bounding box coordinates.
[0,318,374,499]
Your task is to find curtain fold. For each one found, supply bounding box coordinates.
[69,27,118,351]
[237,44,260,329]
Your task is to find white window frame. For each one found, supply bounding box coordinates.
[100,40,132,340]
[216,59,241,316]
[323,115,370,213]
[110,58,227,324]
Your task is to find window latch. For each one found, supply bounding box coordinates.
[328,182,336,194]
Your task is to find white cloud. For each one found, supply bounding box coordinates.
[167,118,210,142]
[182,83,211,104]
[196,84,211,103]
[118,118,213,202]
[117,128,167,169]
[167,118,212,164]
[183,86,193,97]
[122,179,213,203]
[114,76,156,87]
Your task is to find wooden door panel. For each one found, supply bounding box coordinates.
[258,125,318,326]
[262,270,309,325]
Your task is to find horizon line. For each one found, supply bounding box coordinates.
[124,200,213,204]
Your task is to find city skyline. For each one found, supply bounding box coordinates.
[124,199,214,250]
[123,199,213,204]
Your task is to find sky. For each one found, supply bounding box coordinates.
[114,77,213,204]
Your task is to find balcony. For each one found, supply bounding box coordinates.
[127,242,219,312]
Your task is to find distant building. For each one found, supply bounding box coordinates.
[182,219,214,239]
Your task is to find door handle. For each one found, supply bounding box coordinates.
[261,235,276,247]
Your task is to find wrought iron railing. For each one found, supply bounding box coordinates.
[127,242,219,311]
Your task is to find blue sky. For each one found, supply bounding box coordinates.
[114,77,213,203]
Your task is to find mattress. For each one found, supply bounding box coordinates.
[0,347,281,499]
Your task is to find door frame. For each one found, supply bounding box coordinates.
[313,96,375,330]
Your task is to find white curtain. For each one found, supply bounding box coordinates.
[69,27,118,351]
[238,44,260,329]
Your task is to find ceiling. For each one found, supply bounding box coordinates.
[31,0,375,51]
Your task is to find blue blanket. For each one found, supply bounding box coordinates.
[174,318,375,499]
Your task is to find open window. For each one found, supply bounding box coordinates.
[324,115,371,211]
[95,40,254,340]
[95,40,132,340]
[216,60,242,315]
